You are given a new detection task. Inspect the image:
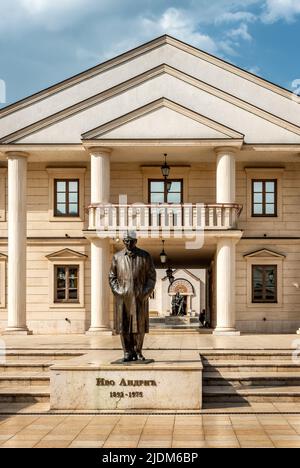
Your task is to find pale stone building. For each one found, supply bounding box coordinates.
[0,35,300,335]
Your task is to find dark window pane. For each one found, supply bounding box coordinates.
[252,265,277,303]
[69,279,78,289]
[69,289,78,300]
[57,290,66,300]
[57,279,66,289]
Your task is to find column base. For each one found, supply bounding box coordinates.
[3,327,33,336]
[213,328,240,336]
[86,327,112,336]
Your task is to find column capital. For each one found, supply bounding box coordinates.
[214,147,238,157]
[6,151,30,160]
[86,146,112,157]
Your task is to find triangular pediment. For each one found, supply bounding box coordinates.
[46,248,87,260]
[244,249,285,259]
[82,98,243,140]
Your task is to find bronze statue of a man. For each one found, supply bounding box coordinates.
[109,231,156,362]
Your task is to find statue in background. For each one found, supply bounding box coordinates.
[171,292,186,316]
[109,231,156,362]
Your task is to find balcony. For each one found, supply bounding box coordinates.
[87,203,243,237]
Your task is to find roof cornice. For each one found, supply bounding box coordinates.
[2,64,300,144]
[0,34,298,120]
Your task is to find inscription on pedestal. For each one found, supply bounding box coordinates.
[96,377,157,400]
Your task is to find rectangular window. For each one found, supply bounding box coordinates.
[54,179,79,217]
[252,265,277,303]
[54,265,79,303]
[149,179,183,204]
[252,179,277,217]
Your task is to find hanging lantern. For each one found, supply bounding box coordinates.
[166,267,175,285]
[161,154,170,179]
[160,240,167,265]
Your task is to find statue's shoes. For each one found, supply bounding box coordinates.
[136,353,146,361]
[123,353,135,362]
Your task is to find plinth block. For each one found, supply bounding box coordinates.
[50,351,203,411]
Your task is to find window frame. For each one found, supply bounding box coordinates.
[54,179,80,218]
[251,179,277,218]
[46,249,87,309]
[251,264,278,304]
[54,264,80,304]
[148,179,184,204]
[46,168,86,222]
[245,249,284,309]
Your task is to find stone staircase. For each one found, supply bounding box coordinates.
[2,349,300,407]
[0,351,82,404]
[202,350,300,405]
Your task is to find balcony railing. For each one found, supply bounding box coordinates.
[87,203,242,237]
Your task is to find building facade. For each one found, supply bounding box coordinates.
[0,35,300,335]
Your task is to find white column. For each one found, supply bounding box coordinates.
[216,147,236,204]
[87,148,112,335]
[5,152,31,335]
[213,237,240,336]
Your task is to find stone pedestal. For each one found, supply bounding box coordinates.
[165,316,190,326]
[50,351,203,411]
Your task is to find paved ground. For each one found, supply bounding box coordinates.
[1,413,300,448]
[1,332,300,350]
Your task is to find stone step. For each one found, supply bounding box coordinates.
[0,387,50,403]
[0,373,50,388]
[0,362,51,372]
[203,372,300,387]
[203,360,300,372]
[4,351,83,361]
[203,385,300,403]
[201,352,295,362]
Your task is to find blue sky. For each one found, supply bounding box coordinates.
[0,0,300,106]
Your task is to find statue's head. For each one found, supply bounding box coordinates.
[123,230,137,252]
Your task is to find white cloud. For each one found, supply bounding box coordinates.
[262,0,300,23]
[215,11,257,24]
[226,23,253,41]
[141,8,218,53]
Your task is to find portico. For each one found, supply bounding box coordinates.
[84,141,242,335]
